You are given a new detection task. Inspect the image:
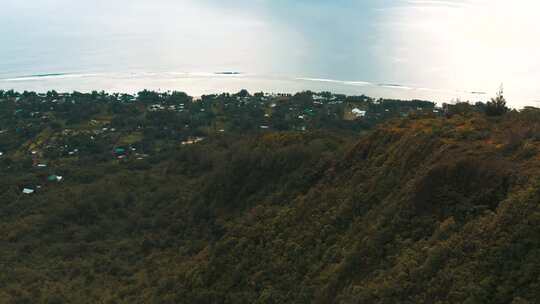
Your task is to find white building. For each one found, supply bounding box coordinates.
[352,108,367,118]
[22,188,35,194]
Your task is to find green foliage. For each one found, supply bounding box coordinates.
[2,90,540,303]
[443,101,478,117]
[486,87,509,116]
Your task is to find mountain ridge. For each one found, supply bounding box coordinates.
[2,104,540,303]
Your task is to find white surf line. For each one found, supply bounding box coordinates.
[1,73,102,82]
[295,77,375,87]
[296,76,489,97]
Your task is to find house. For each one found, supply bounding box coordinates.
[303,108,316,117]
[48,175,63,182]
[352,108,367,118]
[22,188,35,194]
[181,137,205,145]
[149,104,164,111]
[313,94,325,101]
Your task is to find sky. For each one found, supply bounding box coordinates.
[377,0,540,105]
[1,0,539,106]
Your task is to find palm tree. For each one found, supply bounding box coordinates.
[486,85,508,116]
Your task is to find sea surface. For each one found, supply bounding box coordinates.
[2,0,539,107]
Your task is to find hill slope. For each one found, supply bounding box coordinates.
[2,113,540,303]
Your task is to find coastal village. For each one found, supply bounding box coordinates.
[0,89,439,195]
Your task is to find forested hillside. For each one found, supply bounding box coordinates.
[1,90,539,303]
